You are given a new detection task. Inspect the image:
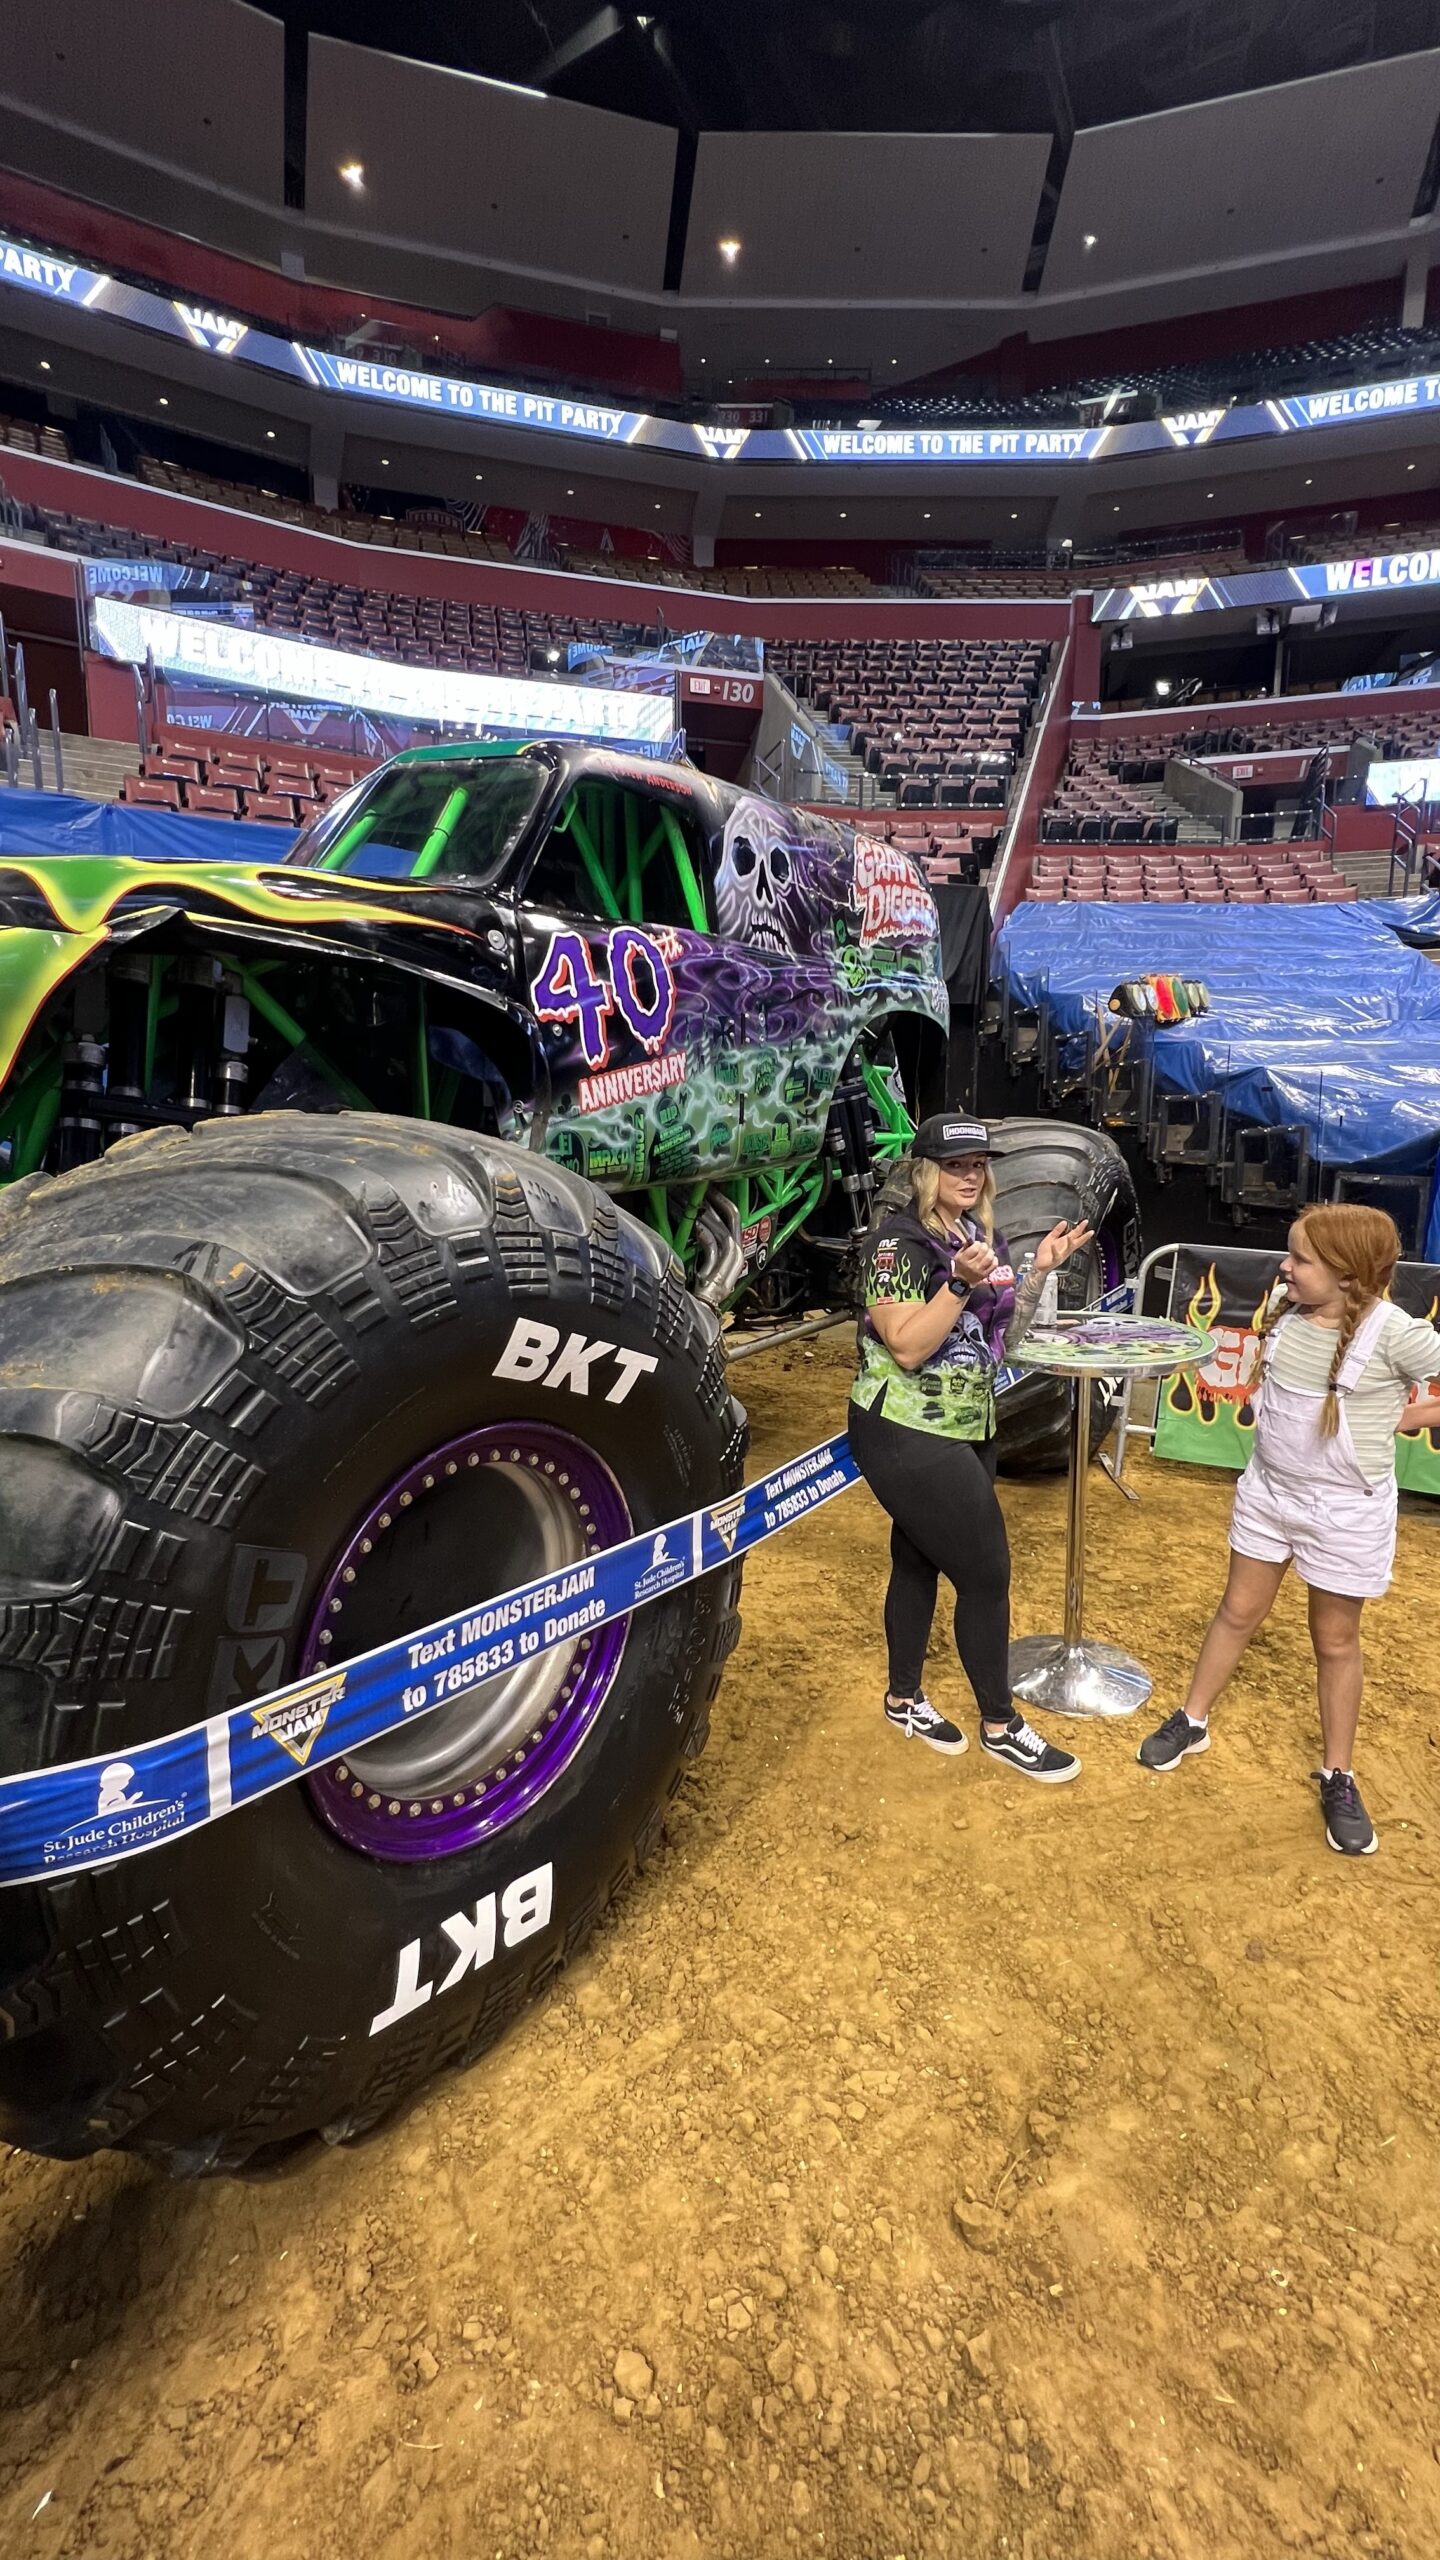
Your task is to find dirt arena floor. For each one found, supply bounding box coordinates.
[3,1330,1439,2560]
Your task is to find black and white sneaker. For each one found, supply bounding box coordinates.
[979,1713,1080,1785]
[883,1694,967,1756]
[1314,1769,1377,1858]
[1137,1708,1211,1772]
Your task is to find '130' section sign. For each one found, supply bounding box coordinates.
[531,926,677,1070]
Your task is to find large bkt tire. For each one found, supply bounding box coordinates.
[991,1120,1141,1476]
[0,1115,746,2172]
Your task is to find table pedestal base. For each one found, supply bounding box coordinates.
[1008,1635,1151,1721]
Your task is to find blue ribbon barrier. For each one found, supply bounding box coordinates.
[0,1435,861,1891]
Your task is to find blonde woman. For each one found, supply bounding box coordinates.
[848,1116,1094,1778]
[1138,1203,1440,1855]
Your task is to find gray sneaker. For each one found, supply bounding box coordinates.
[1315,1769,1377,1857]
[1138,1708,1210,1772]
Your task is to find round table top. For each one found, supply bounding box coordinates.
[1014,1315,1216,1378]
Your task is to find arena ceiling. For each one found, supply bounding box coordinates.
[272,0,1440,137]
[5,1,1440,389]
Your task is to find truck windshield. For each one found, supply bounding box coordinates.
[287,757,547,884]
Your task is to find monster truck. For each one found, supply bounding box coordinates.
[0,740,1136,2169]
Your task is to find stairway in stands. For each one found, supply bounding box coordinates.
[7,733,140,801]
[1333,846,1397,898]
[1128,781,1222,843]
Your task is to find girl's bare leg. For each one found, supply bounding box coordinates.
[1307,1584,1366,1772]
[1180,1553,1289,1722]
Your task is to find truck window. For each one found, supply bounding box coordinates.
[525,781,711,932]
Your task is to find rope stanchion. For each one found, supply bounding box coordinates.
[0,1437,861,1892]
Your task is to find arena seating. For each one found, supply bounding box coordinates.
[1040,710,1440,847]
[773,638,1051,808]
[121,734,374,825]
[30,497,658,673]
[0,407,70,463]
[800,319,1440,429]
[914,538,1247,600]
[1026,848,1355,904]
[139,454,518,560]
[864,811,1001,883]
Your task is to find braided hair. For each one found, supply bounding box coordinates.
[1284,1205,1401,1437]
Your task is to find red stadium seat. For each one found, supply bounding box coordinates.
[121,771,180,809]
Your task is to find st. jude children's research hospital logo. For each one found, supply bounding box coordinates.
[43,1760,189,1868]
[633,1531,689,1601]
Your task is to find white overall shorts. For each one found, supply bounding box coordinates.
[1229,1301,1398,1600]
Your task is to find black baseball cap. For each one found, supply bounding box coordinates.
[912,1115,996,1163]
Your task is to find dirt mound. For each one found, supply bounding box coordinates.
[2,1332,1437,2559]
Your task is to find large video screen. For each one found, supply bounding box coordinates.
[1365,758,1440,806]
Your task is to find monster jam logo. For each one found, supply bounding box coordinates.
[853,839,938,947]
[708,1494,747,1554]
[250,1668,349,1767]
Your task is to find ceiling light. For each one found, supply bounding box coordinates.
[1206,490,1214,498]
[827,357,833,365]
[1082,232,1097,250]
[654,501,661,509]
[858,417,880,429]
[381,457,389,465]
[1011,512,1018,520]
[718,238,741,264]
[266,429,275,439]
[754,511,761,519]
[547,648,560,662]
[1112,504,1119,512]
[1305,478,1312,486]
[1409,462,1417,470]
[923,512,931,520]
[39,359,50,370]
[475,473,483,481]
[840,511,847,519]
[567,488,574,496]
[1155,678,1172,697]
[158,396,168,406]
[339,161,365,190]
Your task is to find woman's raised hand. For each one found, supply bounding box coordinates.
[950,1238,998,1287]
[1033,1220,1094,1275]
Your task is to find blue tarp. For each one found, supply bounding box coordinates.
[1367,891,1440,946]
[992,898,1440,1250]
[0,786,298,861]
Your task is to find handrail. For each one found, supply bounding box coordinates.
[989,629,1072,922]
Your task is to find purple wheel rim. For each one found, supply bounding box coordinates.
[304,1421,630,1862]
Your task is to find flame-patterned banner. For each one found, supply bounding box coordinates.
[1153,1246,1440,1492]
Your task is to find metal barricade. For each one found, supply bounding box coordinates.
[1111,1244,1185,1481]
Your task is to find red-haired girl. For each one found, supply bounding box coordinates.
[1138,1204,1440,1855]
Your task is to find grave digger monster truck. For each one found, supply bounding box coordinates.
[0,741,1136,2170]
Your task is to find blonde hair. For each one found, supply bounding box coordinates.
[1267,1203,1400,1436]
[912,1154,995,1243]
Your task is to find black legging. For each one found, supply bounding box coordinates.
[847,1395,1012,1721]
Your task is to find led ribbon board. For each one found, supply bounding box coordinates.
[1092,548,1440,620]
[89,597,676,743]
[0,1437,861,1889]
[7,227,1440,471]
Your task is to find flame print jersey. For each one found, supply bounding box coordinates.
[851,1208,1017,1442]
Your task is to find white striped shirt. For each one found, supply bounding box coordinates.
[1269,1304,1440,1481]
